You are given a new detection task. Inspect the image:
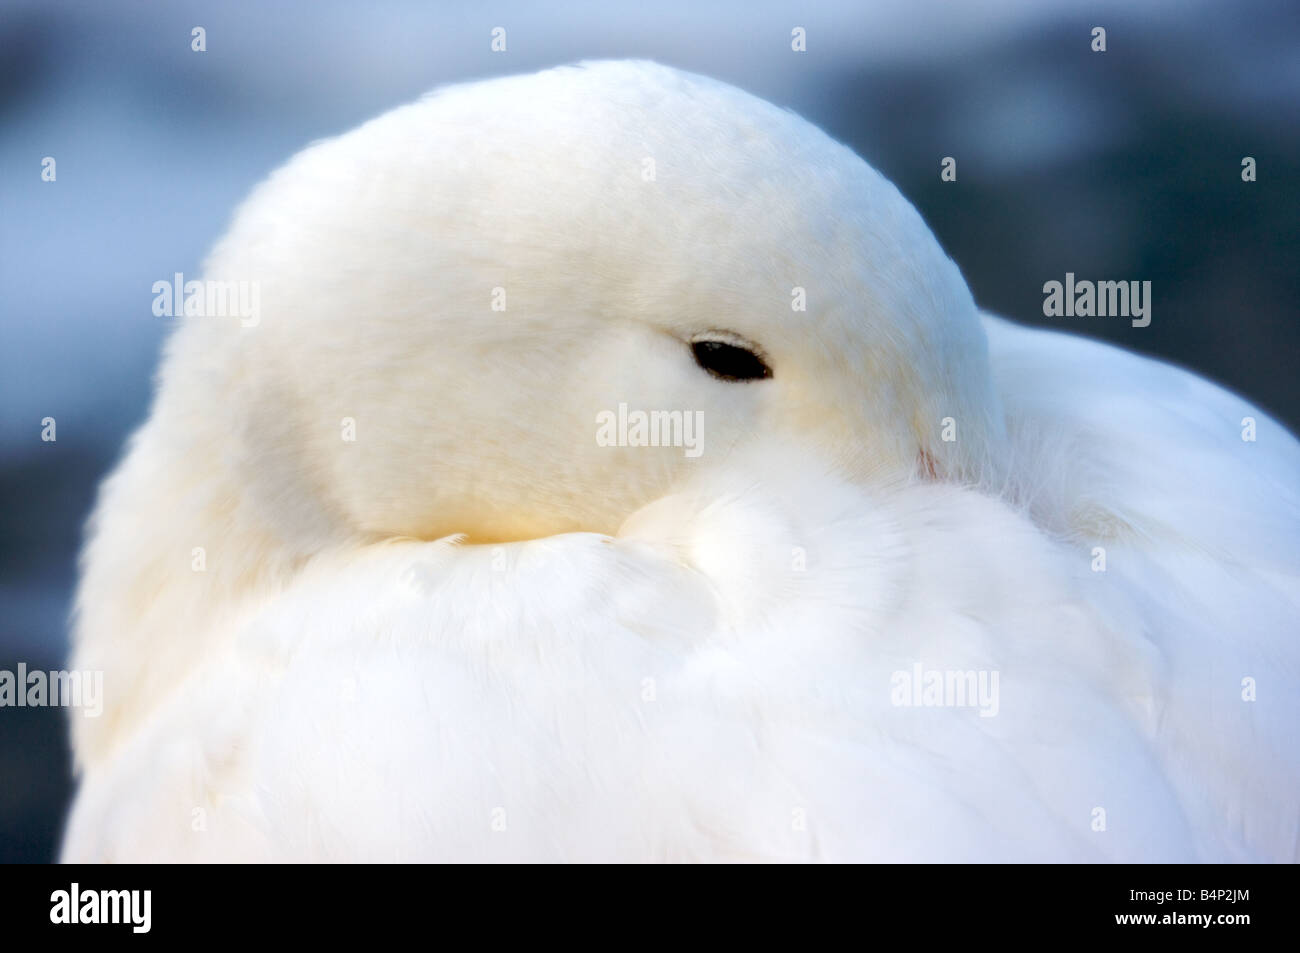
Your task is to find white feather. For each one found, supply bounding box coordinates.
[62,62,1300,862]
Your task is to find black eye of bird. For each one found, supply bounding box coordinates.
[691,337,773,382]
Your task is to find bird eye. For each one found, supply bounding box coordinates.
[690,334,773,382]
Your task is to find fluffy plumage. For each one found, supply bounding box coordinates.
[63,61,1299,862]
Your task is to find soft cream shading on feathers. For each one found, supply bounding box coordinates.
[63,62,1299,862]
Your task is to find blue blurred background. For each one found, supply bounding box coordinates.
[2,0,1297,862]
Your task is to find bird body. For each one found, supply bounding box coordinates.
[62,62,1300,862]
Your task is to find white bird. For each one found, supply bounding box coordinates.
[62,61,1299,863]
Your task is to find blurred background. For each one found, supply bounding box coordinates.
[1,0,1297,862]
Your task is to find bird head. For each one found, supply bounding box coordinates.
[161,60,1006,547]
